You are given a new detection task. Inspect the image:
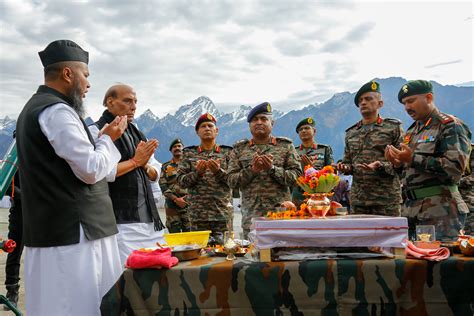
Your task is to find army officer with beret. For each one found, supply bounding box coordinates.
[227,102,302,238]
[292,117,333,206]
[159,138,190,233]
[386,80,472,241]
[337,80,404,216]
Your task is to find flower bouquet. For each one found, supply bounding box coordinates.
[296,165,340,217]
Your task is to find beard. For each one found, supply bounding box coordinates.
[70,79,86,118]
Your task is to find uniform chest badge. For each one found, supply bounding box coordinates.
[417,135,435,143]
[404,134,412,144]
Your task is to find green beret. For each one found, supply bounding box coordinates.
[398,80,433,103]
[354,81,380,107]
[247,102,272,122]
[169,138,183,151]
[296,117,315,133]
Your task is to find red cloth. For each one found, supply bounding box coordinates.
[405,241,450,261]
[125,248,179,269]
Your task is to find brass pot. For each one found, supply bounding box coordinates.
[306,193,331,217]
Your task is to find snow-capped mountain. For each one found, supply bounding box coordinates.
[1,78,473,163]
[174,96,220,127]
[0,116,15,136]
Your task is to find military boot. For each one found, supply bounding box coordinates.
[3,283,19,310]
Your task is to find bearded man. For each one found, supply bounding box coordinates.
[16,40,127,316]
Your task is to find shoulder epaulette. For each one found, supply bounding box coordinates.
[345,122,359,132]
[183,145,197,152]
[219,144,233,149]
[438,112,455,124]
[276,136,293,143]
[383,117,402,125]
[233,139,249,148]
[317,143,329,148]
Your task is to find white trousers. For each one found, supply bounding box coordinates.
[116,222,165,267]
[24,227,122,316]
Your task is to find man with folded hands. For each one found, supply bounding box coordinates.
[16,40,126,316]
[386,80,471,241]
[227,102,302,238]
[91,84,165,266]
[336,80,404,217]
[177,113,233,237]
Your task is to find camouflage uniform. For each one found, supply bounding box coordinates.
[343,116,404,216]
[159,159,190,233]
[177,145,233,237]
[459,144,474,235]
[227,136,302,237]
[292,143,333,206]
[400,109,472,241]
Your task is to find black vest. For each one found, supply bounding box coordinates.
[16,85,118,247]
[95,110,164,230]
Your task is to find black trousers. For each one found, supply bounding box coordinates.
[5,202,23,286]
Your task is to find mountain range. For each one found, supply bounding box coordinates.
[1,77,473,163]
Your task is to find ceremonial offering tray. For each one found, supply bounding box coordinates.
[171,245,202,261]
[213,247,248,257]
[250,215,408,261]
[207,239,251,257]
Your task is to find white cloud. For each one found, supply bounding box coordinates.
[0,0,472,119]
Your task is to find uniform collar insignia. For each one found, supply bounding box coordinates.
[270,136,277,145]
[198,144,220,152]
[299,143,317,150]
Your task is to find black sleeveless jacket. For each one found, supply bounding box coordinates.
[16,85,118,247]
[95,110,164,230]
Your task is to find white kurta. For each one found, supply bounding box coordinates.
[24,103,122,316]
[24,227,121,316]
[116,223,165,266]
[89,122,165,267]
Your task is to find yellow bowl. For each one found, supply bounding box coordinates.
[164,231,211,248]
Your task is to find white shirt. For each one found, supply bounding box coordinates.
[38,103,121,184]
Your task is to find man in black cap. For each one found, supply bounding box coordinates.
[16,40,127,315]
[292,117,333,206]
[227,102,302,237]
[91,84,165,266]
[336,81,404,216]
[159,138,190,232]
[386,80,471,241]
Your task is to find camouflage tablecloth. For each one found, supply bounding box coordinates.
[101,255,474,316]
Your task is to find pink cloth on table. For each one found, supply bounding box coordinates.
[125,248,179,269]
[405,241,450,261]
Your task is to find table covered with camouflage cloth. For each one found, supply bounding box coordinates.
[101,255,474,316]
